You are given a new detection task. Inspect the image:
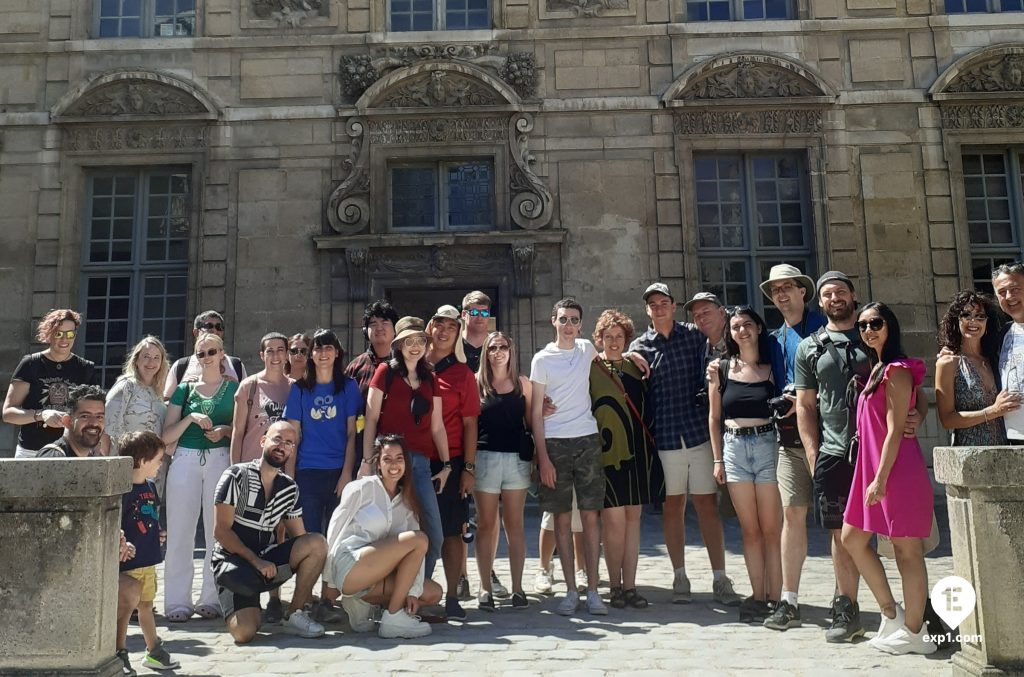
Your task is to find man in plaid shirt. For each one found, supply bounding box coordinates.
[629,283,740,607]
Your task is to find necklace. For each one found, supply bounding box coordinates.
[602,358,625,376]
[196,380,227,417]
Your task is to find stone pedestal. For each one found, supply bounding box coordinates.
[0,457,133,676]
[934,446,1024,677]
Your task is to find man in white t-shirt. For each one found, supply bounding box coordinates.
[993,262,1024,441]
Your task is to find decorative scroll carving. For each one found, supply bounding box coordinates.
[65,125,207,151]
[339,49,537,102]
[945,55,1024,93]
[680,62,820,100]
[940,104,1024,129]
[508,113,553,230]
[511,244,535,297]
[327,118,370,235]
[379,71,500,107]
[367,117,506,145]
[546,0,628,15]
[345,247,370,301]
[674,109,823,135]
[63,81,206,117]
[251,0,326,26]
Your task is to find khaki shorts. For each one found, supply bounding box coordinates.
[659,440,717,497]
[777,445,813,507]
[541,490,582,533]
[124,566,158,603]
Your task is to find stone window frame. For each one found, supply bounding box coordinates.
[91,0,199,38]
[382,0,495,31]
[682,0,796,22]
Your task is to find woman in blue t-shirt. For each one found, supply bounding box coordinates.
[284,328,360,622]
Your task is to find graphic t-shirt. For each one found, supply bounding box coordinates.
[283,379,361,470]
[11,352,97,450]
[432,358,481,460]
[121,480,163,571]
[530,339,599,439]
[237,376,291,463]
[169,380,239,450]
[368,363,437,458]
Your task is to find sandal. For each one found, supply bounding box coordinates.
[623,589,649,609]
[165,607,193,623]
[194,604,221,620]
[609,587,626,609]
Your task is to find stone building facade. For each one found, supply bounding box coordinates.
[2,0,1023,453]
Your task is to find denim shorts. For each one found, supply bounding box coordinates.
[330,546,372,599]
[722,429,778,484]
[475,450,532,493]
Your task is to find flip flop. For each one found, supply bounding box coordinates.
[194,604,221,619]
[165,607,193,623]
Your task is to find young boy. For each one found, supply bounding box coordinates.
[117,431,179,674]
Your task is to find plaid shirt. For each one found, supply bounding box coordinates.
[345,349,387,414]
[629,321,709,450]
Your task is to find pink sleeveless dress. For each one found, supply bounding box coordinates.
[843,358,933,538]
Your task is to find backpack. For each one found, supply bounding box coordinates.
[807,326,865,463]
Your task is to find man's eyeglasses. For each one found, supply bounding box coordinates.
[195,347,221,359]
[53,330,77,340]
[959,313,988,323]
[856,318,886,332]
[289,347,308,356]
[200,322,224,332]
[467,309,492,318]
[556,316,582,326]
[487,344,510,353]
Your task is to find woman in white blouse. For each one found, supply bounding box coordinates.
[325,433,442,639]
[105,336,169,448]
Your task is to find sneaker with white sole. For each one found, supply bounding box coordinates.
[341,595,379,632]
[556,590,580,616]
[534,564,554,595]
[491,571,510,599]
[672,571,692,604]
[142,640,180,671]
[586,590,608,616]
[283,609,325,638]
[713,576,743,606]
[872,624,937,655]
[311,599,346,623]
[867,604,906,648]
[116,649,136,677]
[575,569,588,592]
[379,609,432,639]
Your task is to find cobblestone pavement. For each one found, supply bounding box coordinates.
[131,505,957,676]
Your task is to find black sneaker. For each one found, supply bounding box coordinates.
[445,597,467,620]
[116,648,137,677]
[825,595,865,643]
[738,597,772,623]
[763,600,802,630]
[478,591,496,612]
[511,592,529,609]
[263,597,284,624]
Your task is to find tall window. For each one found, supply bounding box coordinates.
[964,150,1024,293]
[694,153,814,326]
[687,0,792,20]
[390,160,495,232]
[96,0,196,38]
[81,170,191,386]
[946,0,1021,12]
[389,0,489,30]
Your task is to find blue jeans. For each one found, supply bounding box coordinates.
[410,452,443,578]
[296,468,343,536]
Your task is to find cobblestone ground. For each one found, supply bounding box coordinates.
[131,505,956,676]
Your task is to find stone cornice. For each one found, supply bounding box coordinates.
[314,229,565,250]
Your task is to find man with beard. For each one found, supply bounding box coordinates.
[794,271,924,643]
[37,384,107,457]
[211,420,329,642]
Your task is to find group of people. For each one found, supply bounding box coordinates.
[6,263,1024,670]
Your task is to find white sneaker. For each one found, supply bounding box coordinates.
[872,625,937,655]
[556,590,580,616]
[672,571,692,604]
[282,609,325,638]
[575,569,588,592]
[378,609,432,639]
[341,595,379,632]
[586,590,608,616]
[867,604,906,647]
[534,564,554,595]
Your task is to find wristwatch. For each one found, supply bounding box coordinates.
[464,462,476,472]
[442,461,453,471]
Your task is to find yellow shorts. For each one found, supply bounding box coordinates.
[124,566,158,603]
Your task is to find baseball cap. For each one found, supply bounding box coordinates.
[815,271,855,296]
[643,282,673,302]
[682,292,724,313]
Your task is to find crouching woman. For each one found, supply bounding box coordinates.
[325,433,442,639]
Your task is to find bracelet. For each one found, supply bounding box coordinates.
[983,407,990,422]
[713,460,725,465]
[442,461,452,470]
[360,458,373,465]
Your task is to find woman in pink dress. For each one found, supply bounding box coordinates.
[841,302,935,656]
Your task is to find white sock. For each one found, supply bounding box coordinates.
[781,591,799,607]
[674,566,686,577]
[712,569,726,582]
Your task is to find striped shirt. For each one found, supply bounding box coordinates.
[211,460,302,562]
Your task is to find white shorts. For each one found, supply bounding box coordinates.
[540,489,582,533]
[659,439,717,497]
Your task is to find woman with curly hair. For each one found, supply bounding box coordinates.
[590,309,664,609]
[935,290,1015,446]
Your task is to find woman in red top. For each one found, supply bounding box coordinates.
[359,316,451,579]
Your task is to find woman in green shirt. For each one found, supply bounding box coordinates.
[161,333,239,622]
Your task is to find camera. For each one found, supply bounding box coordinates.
[695,388,709,409]
[768,384,797,419]
[462,517,477,544]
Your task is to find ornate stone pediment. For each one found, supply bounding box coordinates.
[65,125,207,152]
[663,52,836,105]
[251,0,327,26]
[53,69,219,122]
[931,44,1024,100]
[674,109,823,135]
[546,0,629,16]
[380,71,501,107]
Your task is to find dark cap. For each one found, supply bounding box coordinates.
[643,282,673,302]
[815,271,855,296]
[682,292,724,313]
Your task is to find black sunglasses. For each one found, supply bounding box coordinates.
[856,318,886,332]
[195,347,221,359]
[289,347,308,356]
[200,322,224,331]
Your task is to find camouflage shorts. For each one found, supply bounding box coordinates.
[539,433,604,513]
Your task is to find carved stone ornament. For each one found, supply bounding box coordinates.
[367,116,507,145]
[945,54,1024,94]
[941,104,1024,130]
[373,245,507,276]
[511,244,535,297]
[509,113,554,230]
[340,49,536,102]
[379,70,501,107]
[251,0,326,26]
[674,109,823,135]
[327,118,370,235]
[64,125,207,152]
[63,81,205,117]
[545,0,629,16]
[345,247,370,301]
[680,62,820,100]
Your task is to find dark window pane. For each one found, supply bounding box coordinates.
[709,1,732,18]
[120,19,141,36]
[688,2,710,19]
[392,167,437,229]
[743,0,766,18]
[446,161,494,228]
[765,0,789,16]
[1003,0,1023,10]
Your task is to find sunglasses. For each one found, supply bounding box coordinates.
[53,329,77,340]
[958,313,988,322]
[195,347,221,359]
[289,347,308,356]
[467,309,491,318]
[856,318,886,332]
[200,322,224,331]
[487,344,510,353]
[403,336,428,348]
[556,316,582,326]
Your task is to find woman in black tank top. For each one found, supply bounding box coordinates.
[473,331,534,609]
[707,306,784,622]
